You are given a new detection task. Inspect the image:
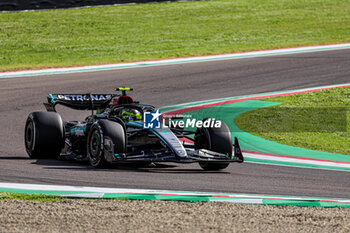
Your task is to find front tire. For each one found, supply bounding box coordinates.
[24,112,64,159]
[87,120,126,168]
[195,119,232,170]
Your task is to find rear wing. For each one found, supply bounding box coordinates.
[44,94,118,112]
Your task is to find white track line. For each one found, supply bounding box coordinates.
[1,43,350,79]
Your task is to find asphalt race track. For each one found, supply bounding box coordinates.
[1,49,350,198]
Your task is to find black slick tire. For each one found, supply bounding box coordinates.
[87,119,126,168]
[195,119,232,171]
[24,112,64,159]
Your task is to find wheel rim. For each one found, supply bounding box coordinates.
[25,121,34,151]
[89,129,102,165]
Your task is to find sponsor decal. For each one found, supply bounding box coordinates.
[70,124,86,136]
[52,94,113,101]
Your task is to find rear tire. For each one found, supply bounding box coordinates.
[24,112,64,159]
[87,120,126,168]
[195,119,232,171]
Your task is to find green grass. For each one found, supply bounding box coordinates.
[1,0,350,71]
[235,87,350,155]
[0,192,130,202]
[0,192,67,202]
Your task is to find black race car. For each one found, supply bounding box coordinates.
[24,88,243,170]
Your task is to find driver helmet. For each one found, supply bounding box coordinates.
[121,109,142,121]
[109,96,119,107]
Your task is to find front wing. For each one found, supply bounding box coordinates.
[108,137,244,164]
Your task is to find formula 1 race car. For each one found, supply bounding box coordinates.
[24,88,244,170]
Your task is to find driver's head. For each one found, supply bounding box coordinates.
[121,109,142,121]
